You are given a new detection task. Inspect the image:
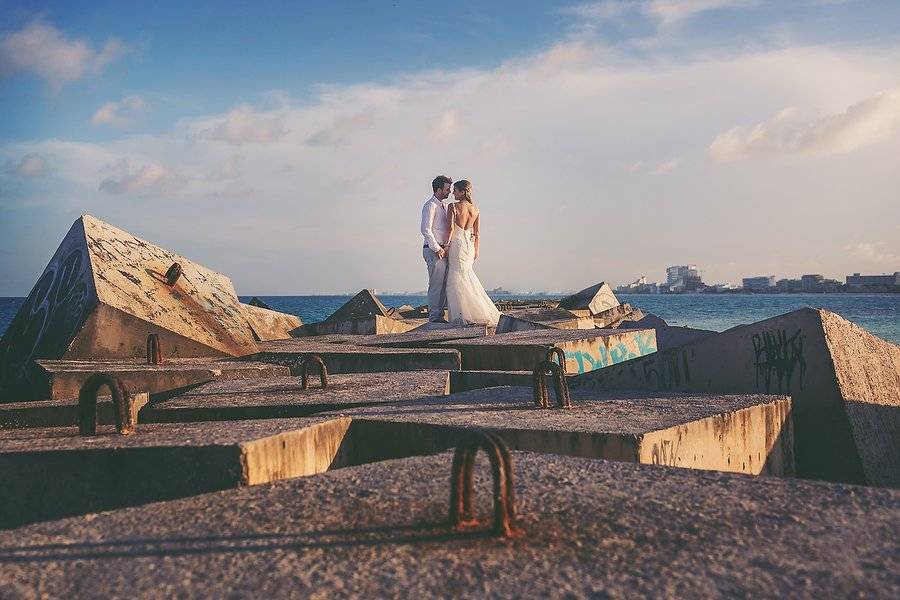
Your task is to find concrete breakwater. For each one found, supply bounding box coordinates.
[0,215,897,596]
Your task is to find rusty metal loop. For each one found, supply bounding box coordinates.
[78,373,136,436]
[165,262,182,286]
[546,346,567,376]
[301,355,328,390]
[449,431,521,538]
[146,333,161,365]
[532,360,573,409]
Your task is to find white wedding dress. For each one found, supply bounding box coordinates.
[446,226,502,326]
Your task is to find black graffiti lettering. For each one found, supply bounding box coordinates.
[752,329,807,394]
[641,351,691,391]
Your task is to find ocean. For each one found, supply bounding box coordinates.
[1,293,898,344]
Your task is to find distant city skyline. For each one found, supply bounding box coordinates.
[1,1,899,295]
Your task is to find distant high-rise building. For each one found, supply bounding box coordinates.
[801,274,824,292]
[742,276,775,290]
[666,265,704,292]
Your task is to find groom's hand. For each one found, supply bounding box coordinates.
[436,248,446,259]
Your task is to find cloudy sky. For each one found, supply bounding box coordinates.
[1,0,898,295]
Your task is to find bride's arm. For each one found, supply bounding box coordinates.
[473,212,480,260]
[447,203,456,249]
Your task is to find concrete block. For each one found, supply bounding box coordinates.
[435,328,657,374]
[33,359,288,401]
[558,281,619,315]
[335,387,794,477]
[0,392,149,428]
[239,302,302,341]
[310,325,488,349]
[0,215,258,400]
[311,314,423,336]
[495,308,594,333]
[244,338,462,373]
[591,303,641,327]
[326,289,390,322]
[0,417,350,529]
[449,369,533,393]
[4,452,890,597]
[141,371,450,423]
[572,308,900,487]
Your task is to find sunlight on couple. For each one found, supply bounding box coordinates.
[420,175,501,326]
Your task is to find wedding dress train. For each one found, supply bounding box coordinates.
[446,227,502,326]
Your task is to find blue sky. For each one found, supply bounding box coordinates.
[1,1,899,294]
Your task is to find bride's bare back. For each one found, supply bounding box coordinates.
[449,201,479,230]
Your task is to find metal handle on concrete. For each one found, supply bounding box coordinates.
[546,346,567,375]
[165,262,182,286]
[146,334,161,365]
[301,355,328,390]
[78,373,136,436]
[533,360,573,409]
[449,431,522,538]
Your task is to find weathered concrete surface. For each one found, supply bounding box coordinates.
[4,453,892,598]
[141,371,450,423]
[620,323,717,350]
[591,302,642,327]
[309,325,488,349]
[327,289,390,322]
[331,387,793,477]
[0,215,259,400]
[435,328,657,374]
[573,308,900,487]
[0,392,149,428]
[33,359,288,401]
[244,338,462,373]
[495,307,594,333]
[239,302,302,341]
[449,369,534,393]
[308,314,424,336]
[558,281,619,314]
[0,417,349,529]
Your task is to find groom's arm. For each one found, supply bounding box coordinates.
[420,202,442,253]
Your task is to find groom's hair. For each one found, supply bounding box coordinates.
[432,175,452,192]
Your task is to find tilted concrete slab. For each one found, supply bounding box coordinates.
[4,453,892,598]
[243,338,462,373]
[239,302,302,341]
[330,387,793,476]
[328,289,390,322]
[0,392,149,428]
[572,308,900,487]
[0,215,259,400]
[449,369,534,393]
[0,417,350,529]
[434,328,657,374]
[558,281,619,314]
[33,358,288,401]
[495,307,594,333]
[141,371,450,423]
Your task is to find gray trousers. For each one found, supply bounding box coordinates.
[423,246,448,321]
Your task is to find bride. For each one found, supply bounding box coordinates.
[445,180,502,326]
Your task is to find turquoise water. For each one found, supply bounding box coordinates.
[1,293,898,344]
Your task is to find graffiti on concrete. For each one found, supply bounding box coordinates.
[752,329,807,394]
[565,332,656,374]
[0,245,92,394]
[650,438,680,466]
[641,350,691,391]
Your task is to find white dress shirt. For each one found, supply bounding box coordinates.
[421,195,449,252]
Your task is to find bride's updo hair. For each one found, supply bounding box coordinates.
[454,179,473,203]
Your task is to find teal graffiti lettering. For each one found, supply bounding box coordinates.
[637,332,656,355]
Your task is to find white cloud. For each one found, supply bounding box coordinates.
[99,163,184,196]
[844,242,900,267]
[5,153,48,177]
[192,104,288,145]
[0,20,126,89]
[710,89,900,161]
[306,111,375,147]
[432,110,459,140]
[562,0,760,29]
[91,95,148,126]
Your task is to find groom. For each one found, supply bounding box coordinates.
[421,175,452,322]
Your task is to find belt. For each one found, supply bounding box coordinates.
[424,244,448,249]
